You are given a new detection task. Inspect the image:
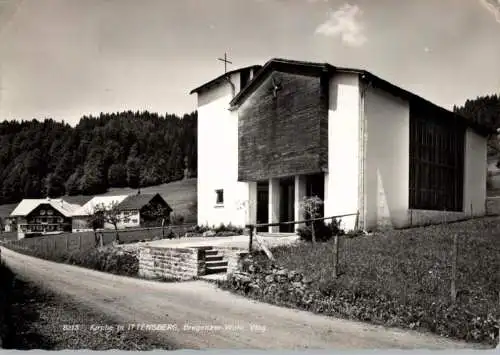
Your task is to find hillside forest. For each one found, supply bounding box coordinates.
[0,111,197,205]
[453,94,500,158]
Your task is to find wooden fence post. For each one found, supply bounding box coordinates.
[79,234,82,250]
[451,233,458,304]
[333,234,339,279]
[248,225,254,253]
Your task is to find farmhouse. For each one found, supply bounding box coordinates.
[191,58,493,232]
[71,193,171,232]
[9,198,81,239]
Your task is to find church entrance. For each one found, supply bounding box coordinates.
[279,177,295,233]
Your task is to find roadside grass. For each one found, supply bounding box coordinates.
[3,242,182,283]
[2,275,177,350]
[219,217,500,346]
[4,243,140,278]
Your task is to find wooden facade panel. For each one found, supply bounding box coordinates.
[238,72,328,181]
[409,104,465,212]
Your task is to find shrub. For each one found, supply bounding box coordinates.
[187,225,211,234]
[64,247,139,277]
[297,219,345,242]
[213,223,243,235]
[170,213,185,225]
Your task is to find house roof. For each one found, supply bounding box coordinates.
[189,65,262,95]
[72,195,129,216]
[116,193,172,212]
[227,58,494,137]
[10,198,81,218]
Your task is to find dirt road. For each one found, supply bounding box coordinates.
[0,247,485,350]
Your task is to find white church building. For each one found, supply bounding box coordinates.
[190,58,491,232]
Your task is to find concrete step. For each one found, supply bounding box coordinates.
[205,260,228,268]
[205,254,224,262]
[257,233,297,238]
[205,249,220,256]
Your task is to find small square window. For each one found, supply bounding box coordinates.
[215,189,224,205]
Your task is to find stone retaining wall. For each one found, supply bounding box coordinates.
[224,250,249,275]
[138,246,208,280]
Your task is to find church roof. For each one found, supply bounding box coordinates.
[189,65,262,95]
[228,58,494,137]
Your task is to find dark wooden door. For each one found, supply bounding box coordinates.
[279,179,295,233]
[256,184,269,233]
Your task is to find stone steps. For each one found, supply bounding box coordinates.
[204,248,228,275]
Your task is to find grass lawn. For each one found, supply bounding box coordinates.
[224,217,500,346]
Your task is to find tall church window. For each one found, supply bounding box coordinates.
[409,108,465,212]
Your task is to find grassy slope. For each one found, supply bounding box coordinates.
[274,218,499,307]
[0,178,197,222]
[243,217,500,345]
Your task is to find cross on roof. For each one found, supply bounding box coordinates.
[218,52,233,74]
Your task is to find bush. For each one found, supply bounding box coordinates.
[65,247,139,277]
[213,223,243,235]
[170,213,185,225]
[187,225,211,234]
[185,223,243,236]
[296,219,344,242]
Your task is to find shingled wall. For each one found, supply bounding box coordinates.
[238,71,329,181]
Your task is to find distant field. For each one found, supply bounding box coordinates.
[0,178,197,223]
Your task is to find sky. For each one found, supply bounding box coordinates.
[0,0,499,126]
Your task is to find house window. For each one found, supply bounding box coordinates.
[409,110,465,212]
[131,219,138,223]
[215,189,224,205]
[40,210,46,215]
[47,210,53,215]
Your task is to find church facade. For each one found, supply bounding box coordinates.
[190,58,491,232]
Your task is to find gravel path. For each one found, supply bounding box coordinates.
[0,247,486,350]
